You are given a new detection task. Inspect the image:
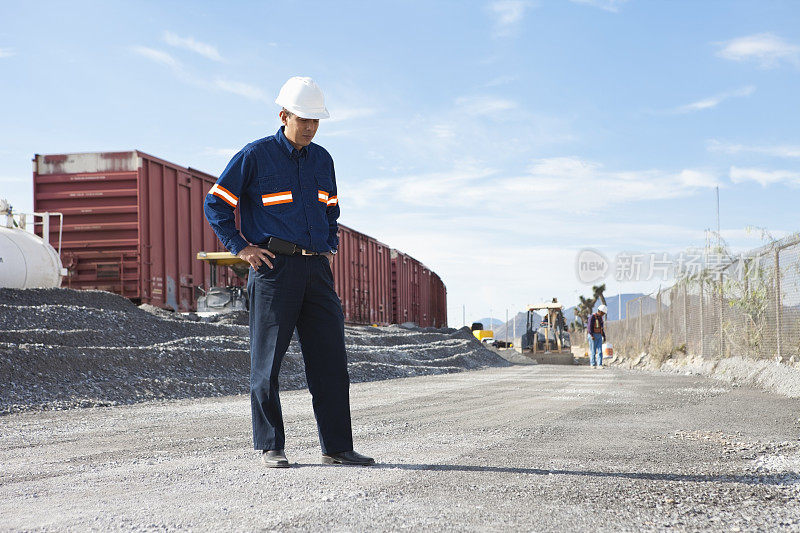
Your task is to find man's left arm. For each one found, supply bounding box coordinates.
[324,164,340,262]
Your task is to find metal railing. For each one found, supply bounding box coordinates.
[605,234,800,363]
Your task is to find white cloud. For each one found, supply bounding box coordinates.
[352,156,719,217]
[569,0,628,12]
[132,45,271,106]
[730,166,800,187]
[483,74,518,87]
[455,95,517,115]
[707,140,800,159]
[163,31,223,62]
[488,1,532,38]
[512,157,720,208]
[676,169,720,188]
[0,48,15,58]
[130,46,180,70]
[672,85,755,113]
[716,33,800,68]
[327,107,378,123]
[213,79,268,101]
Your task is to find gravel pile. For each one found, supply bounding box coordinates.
[0,288,508,415]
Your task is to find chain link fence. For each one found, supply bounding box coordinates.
[606,234,800,364]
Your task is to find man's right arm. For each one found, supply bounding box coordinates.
[203,148,274,270]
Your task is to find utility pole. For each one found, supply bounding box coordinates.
[489,308,493,334]
[505,309,509,343]
[716,186,721,249]
[513,311,516,340]
[462,304,465,328]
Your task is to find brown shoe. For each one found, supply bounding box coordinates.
[262,449,290,468]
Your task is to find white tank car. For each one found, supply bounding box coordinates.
[0,199,66,289]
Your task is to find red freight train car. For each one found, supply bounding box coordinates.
[333,225,392,325]
[32,151,238,311]
[429,272,447,328]
[391,250,447,327]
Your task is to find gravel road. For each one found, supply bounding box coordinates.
[3,365,800,532]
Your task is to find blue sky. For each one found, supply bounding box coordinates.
[1,0,799,326]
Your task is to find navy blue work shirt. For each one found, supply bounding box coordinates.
[204,126,339,255]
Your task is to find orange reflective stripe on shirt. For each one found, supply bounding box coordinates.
[262,191,293,206]
[209,184,238,207]
[318,190,329,204]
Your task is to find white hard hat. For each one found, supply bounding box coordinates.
[598,304,608,314]
[275,76,330,119]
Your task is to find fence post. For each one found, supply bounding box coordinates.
[775,248,782,361]
[650,290,661,340]
[718,271,725,358]
[638,298,643,349]
[683,281,688,351]
[699,277,705,359]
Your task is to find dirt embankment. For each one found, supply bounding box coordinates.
[0,288,509,415]
[609,351,800,399]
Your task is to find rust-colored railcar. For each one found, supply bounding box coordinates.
[32,151,238,311]
[429,272,447,328]
[333,225,392,325]
[391,250,447,327]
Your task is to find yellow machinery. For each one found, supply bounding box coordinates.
[525,301,570,354]
[513,300,572,366]
[195,251,250,313]
[196,251,249,279]
[469,321,495,343]
[473,329,494,342]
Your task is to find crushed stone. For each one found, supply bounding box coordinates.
[0,288,509,415]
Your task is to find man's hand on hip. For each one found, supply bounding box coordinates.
[238,245,276,270]
[322,252,334,265]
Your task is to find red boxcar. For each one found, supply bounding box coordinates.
[32,150,446,324]
[32,151,238,311]
[429,272,447,327]
[391,250,447,327]
[333,225,392,325]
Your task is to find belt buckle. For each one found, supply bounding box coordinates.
[301,249,315,256]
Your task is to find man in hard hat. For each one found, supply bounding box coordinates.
[587,304,607,368]
[204,77,374,467]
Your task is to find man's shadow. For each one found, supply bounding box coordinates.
[301,462,799,486]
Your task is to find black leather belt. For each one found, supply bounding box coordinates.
[259,237,322,256]
[293,248,322,256]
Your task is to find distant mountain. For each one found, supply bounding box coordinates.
[472,317,505,330]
